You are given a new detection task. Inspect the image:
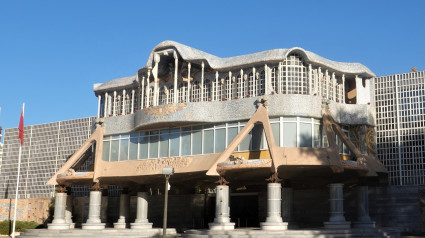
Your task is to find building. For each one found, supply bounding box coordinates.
[43,41,394,233]
[0,117,95,199]
[375,70,425,185]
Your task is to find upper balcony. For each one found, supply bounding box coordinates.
[93,41,375,132]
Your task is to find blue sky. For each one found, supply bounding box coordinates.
[0,0,424,135]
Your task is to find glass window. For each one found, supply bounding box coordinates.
[159,134,169,158]
[228,121,238,126]
[149,135,158,158]
[299,117,311,123]
[181,132,191,156]
[271,123,280,146]
[240,132,251,151]
[282,116,296,121]
[110,140,119,161]
[299,123,312,147]
[251,124,263,150]
[204,130,214,154]
[192,130,202,155]
[169,132,180,157]
[129,137,138,160]
[282,122,297,147]
[313,124,321,148]
[215,128,226,152]
[102,141,110,161]
[139,136,149,159]
[119,138,129,161]
[227,127,238,146]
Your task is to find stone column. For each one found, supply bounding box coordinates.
[48,192,70,230]
[353,186,375,228]
[201,61,204,102]
[114,193,130,229]
[209,185,235,230]
[324,183,351,229]
[131,192,153,229]
[104,92,108,117]
[173,51,178,104]
[65,195,75,229]
[261,183,288,230]
[82,191,106,230]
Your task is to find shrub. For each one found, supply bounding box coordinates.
[0,220,40,235]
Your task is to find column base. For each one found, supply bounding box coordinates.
[352,221,375,228]
[114,222,129,229]
[82,222,106,230]
[69,223,75,229]
[324,221,351,229]
[131,222,153,229]
[48,223,70,230]
[261,221,288,230]
[208,222,235,231]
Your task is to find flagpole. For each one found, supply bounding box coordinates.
[12,103,24,238]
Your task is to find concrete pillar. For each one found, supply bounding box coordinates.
[97,95,101,118]
[114,193,130,229]
[353,186,375,228]
[324,183,351,229]
[141,76,145,109]
[209,185,235,230]
[261,183,288,230]
[187,62,191,102]
[104,92,108,117]
[82,191,106,230]
[131,192,153,229]
[48,192,70,230]
[201,61,204,102]
[65,195,75,229]
[173,51,178,104]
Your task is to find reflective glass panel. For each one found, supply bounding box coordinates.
[149,135,159,158]
[129,137,138,160]
[110,140,119,161]
[299,123,312,147]
[119,138,129,161]
[139,136,149,159]
[251,124,263,150]
[181,132,191,156]
[159,134,169,157]
[204,130,214,154]
[282,122,297,147]
[102,141,110,161]
[169,133,180,157]
[271,123,280,146]
[192,130,202,155]
[215,128,226,152]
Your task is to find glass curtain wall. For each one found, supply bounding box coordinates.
[102,117,323,162]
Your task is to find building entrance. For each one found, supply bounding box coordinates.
[206,193,259,228]
[230,193,259,228]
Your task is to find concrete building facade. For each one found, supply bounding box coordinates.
[0,117,95,199]
[375,70,425,185]
[43,41,390,233]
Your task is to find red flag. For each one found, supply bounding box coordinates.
[18,105,24,146]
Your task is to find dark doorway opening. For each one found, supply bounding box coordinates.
[206,193,259,228]
[230,194,259,228]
